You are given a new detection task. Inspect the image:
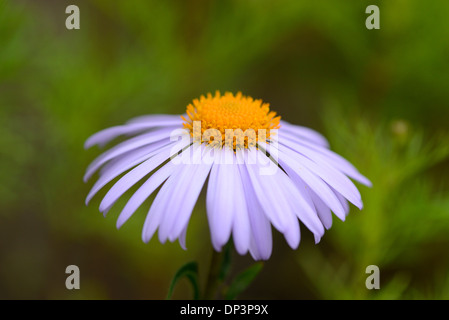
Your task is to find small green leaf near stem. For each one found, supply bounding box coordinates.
[225,262,264,300]
[167,261,200,300]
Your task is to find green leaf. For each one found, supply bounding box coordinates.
[167,261,200,300]
[225,262,263,300]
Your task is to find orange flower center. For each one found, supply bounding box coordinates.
[182,91,280,149]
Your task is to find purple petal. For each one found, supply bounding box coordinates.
[116,160,176,229]
[86,141,174,205]
[98,141,163,176]
[238,160,273,260]
[276,145,346,219]
[84,127,177,181]
[278,143,363,209]
[248,237,261,261]
[264,151,324,242]
[169,162,212,242]
[178,224,188,250]
[141,164,185,243]
[309,189,333,228]
[206,148,235,251]
[98,140,189,212]
[158,145,213,243]
[247,148,305,248]
[332,186,351,215]
[272,162,327,238]
[280,120,330,148]
[279,132,372,187]
[244,149,297,235]
[231,162,251,255]
[85,117,181,149]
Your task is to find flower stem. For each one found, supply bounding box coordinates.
[203,249,224,300]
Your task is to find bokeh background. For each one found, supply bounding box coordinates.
[1,0,448,299]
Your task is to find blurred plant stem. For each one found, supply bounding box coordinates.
[203,249,225,299]
[168,242,265,300]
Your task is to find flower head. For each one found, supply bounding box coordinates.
[84,91,371,260]
[182,92,280,149]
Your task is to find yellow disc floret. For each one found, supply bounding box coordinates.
[182,91,280,149]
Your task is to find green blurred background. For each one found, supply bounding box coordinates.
[1,0,448,299]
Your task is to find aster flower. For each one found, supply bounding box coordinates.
[84,91,371,260]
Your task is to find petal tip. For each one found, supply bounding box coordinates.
[84,141,92,150]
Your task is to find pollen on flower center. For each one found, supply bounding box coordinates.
[182,91,281,149]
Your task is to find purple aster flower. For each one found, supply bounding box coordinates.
[84,91,371,260]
